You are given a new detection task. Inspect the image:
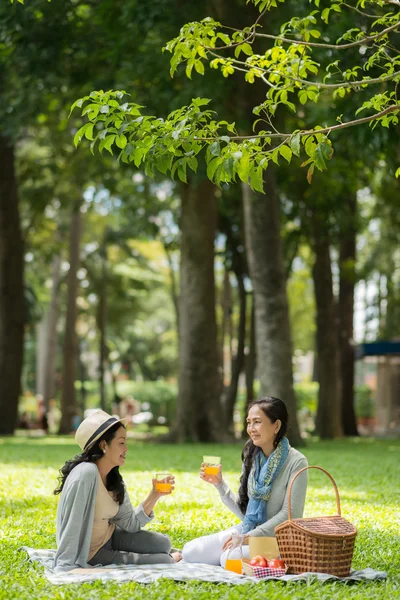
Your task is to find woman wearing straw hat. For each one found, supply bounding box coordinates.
[53,410,178,572]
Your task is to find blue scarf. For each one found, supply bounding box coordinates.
[241,437,290,534]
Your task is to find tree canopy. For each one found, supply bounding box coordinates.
[73,0,400,186]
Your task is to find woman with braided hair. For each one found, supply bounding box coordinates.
[182,397,308,566]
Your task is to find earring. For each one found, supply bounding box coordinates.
[102,449,106,454]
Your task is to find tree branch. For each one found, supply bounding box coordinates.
[342,2,380,18]
[195,104,400,141]
[253,21,400,51]
[209,50,400,89]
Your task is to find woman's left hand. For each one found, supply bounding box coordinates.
[222,534,249,552]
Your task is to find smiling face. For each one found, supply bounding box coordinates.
[246,405,281,456]
[101,425,127,468]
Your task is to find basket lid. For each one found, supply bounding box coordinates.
[292,515,357,537]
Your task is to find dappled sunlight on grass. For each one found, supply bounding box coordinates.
[0,436,399,599]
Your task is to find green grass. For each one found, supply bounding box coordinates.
[0,436,399,599]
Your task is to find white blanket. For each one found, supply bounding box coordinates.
[20,547,387,586]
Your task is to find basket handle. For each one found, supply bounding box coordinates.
[287,465,341,521]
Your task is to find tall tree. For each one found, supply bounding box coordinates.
[243,175,302,444]
[173,180,223,441]
[58,202,82,433]
[0,135,25,434]
[338,194,358,436]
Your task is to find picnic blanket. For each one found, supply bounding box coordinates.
[20,547,387,586]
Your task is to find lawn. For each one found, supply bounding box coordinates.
[0,436,399,599]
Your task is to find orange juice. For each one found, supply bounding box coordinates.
[204,465,219,476]
[225,559,242,574]
[155,482,172,493]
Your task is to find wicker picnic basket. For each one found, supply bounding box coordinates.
[275,466,357,577]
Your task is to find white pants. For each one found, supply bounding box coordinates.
[182,525,250,567]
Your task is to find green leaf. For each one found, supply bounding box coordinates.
[177,162,188,183]
[304,136,316,157]
[187,155,198,172]
[249,166,264,193]
[279,144,292,163]
[84,124,94,141]
[69,97,84,117]
[156,155,172,175]
[271,149,280,166]
[314,142,332,171]
[299,90,308,105]
[217,32,231,45]
[321,7,330,23]
[237,153,251,182]
[99,135,116,154]
[207,157,221,180]
[222,157,235,180]
[245,71,255,84]
[209,141,221,157]
[115,134,127,149]
[73,124,89,148]
[186,61,194,79]
[395,167,400,178]
[194,60,205,75]
[290,132,301,157]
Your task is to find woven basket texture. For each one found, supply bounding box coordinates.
[275,466,357,577]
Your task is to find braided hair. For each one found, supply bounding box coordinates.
[237,397,288,515]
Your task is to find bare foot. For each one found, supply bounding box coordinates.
[171,551,183,562]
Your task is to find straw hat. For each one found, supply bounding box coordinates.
[75,410,128,451]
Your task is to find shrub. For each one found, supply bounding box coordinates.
[355,385,375,419]
[294,382,318,414]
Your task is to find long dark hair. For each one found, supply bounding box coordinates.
[54,422,125,504]
[237,397,288,515]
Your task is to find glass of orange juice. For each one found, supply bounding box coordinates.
[203,455,221,476]
[155,472,173,493]
[225,533,243,574]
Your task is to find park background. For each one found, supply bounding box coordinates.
[0,0,400,598]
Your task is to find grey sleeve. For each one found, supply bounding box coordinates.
[248,457,308,538]
[54,466,98,572]
[215,480,245,520]
[111,485,154,533]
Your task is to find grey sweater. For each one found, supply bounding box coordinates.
[54,462,154,572]
[215,446,308,537]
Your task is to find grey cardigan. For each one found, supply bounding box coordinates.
[53,462,154,572]
[215,446,308,537]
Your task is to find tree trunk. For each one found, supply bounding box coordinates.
[339,196,358,436]
[164,244,180,332]
[78,338,87,416]
[224,267,246,432]
[312,212,342,439]
[242,292,256,437]
[59,203,82,433]
[42,251,62,412]
[0,135,25,435]
[242,174,302,446]
[172,180,222,442]
[220,267,232,383]
[98,248,107,411]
